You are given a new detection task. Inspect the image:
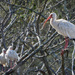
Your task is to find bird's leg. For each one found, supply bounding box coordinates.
[12,60,16,69]
[10,60,12,68]
[7,60,13,71]
[61,37,69,56]
[64,37,69,49]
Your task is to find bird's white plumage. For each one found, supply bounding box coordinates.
[0,48,8,67]
[50,13,75,38]
[5,46,18,62]
[47,12,75,75]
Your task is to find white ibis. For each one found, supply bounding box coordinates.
[42,12,75,75]
[0,48,8,71]
[5,46,18,68]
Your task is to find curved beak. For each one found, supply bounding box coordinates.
[42,15,52,29]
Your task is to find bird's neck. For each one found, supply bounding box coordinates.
[2,53,5,56]
[52,17,56,22]
[50,17,56,26]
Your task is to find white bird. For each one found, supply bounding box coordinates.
[0,48,8,71]
[42,12,75,75]
[5,46,18,68]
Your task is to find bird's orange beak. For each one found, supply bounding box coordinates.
[42,15,52,29]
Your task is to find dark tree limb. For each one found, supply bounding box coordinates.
[1,24,7,49]
[4,32,57,75]
[61,54,65,75]
[36,0,48,34]
[0,4,7,13]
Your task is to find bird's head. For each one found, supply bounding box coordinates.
[2,48,6,54]
[8,46,13,50]
[42,12,56,29]
[50,13,56,18]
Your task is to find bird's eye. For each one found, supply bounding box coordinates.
[51,14,52,18]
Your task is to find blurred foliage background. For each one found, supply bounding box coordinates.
[0,0,75,75]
